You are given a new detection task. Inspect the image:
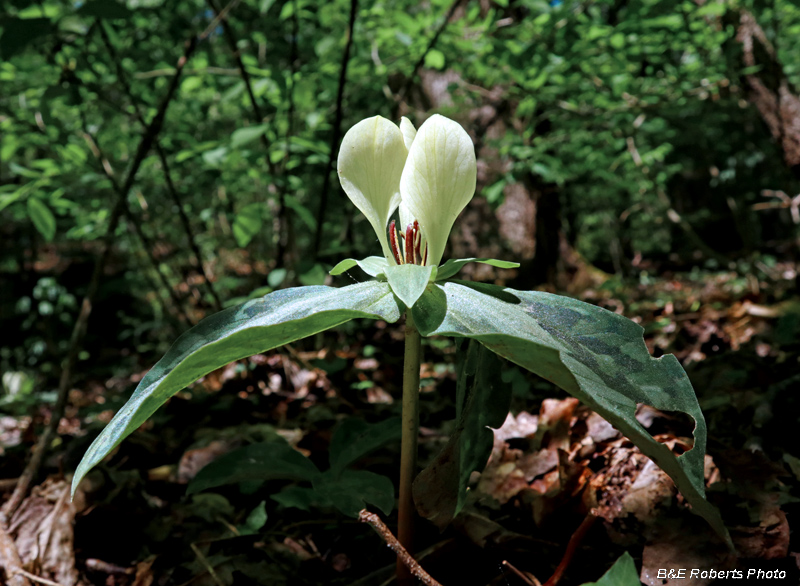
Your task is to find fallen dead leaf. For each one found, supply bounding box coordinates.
[8,477,85,586]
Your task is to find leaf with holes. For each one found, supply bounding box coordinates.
[411,280,732,548]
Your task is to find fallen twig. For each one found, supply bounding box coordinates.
[502,560,542,586]
[358,509,443,586]
[190,543,226,586]
[12,568,67,586]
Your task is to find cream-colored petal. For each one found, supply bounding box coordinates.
[338,116,407,260]
[398,202,415,233]
[399,114,476,266]
[400,117,416,151]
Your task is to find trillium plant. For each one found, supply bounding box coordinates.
[73,114,732,581]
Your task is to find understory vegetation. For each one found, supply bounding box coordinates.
[2,0,800,584]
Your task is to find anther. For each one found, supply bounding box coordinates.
[389,220,403,264]
[405,223,414,266]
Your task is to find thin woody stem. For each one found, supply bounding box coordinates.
[397,311,422,585]
[359,510,442,586]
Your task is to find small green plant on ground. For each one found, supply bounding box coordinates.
[72,114,733,584]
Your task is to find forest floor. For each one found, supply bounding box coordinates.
[2,263,800,586]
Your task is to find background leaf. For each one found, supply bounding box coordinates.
[27,197,56,241]
[0,17,52,59]
[188,440,320,494]
[231,124,269,149]
[77,1,133,19]
[312,469,395,517]
[328,416,401,474]
[232,202,263,248]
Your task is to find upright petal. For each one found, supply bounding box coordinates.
[400,117,417,151]
[338,116,407,260]
[398,202,415,233]
[399,114,476,266]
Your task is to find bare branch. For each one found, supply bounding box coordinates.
[98,21,223,311]
[395,0,464,108]
[313,0,359,255]
[205,0,290,263]
[358,509,443,586]
[2,26,201,523]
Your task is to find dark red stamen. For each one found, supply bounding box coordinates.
[413,220,421,265]
[405,223,414,266]
[389,220,403,264]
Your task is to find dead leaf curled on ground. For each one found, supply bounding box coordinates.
[7,478,85,586]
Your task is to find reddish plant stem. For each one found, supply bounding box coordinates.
[542,511,598,586]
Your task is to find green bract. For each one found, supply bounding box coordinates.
[73,114,732,552]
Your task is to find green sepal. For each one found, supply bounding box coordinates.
[435,257,520,281]
[384,264,435,308]
[330,256,389,277]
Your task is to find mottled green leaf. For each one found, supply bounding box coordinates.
[385,264,434,308]
[329,417,401,474]
[72,282,402,497]
[312,470,394,517]
[413,340,511,528]
[188,440,320,494]
[412,281,731,548]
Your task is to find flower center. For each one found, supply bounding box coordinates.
[389,219,427,266]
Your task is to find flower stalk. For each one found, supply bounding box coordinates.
[398,310,422,584]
